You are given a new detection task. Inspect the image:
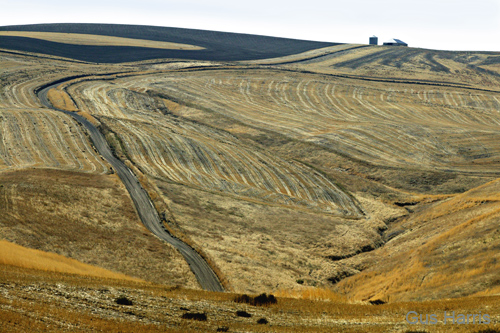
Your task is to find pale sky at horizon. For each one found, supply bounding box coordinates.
[1,0,499,51]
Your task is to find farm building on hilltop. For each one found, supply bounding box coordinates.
[383,38,408,46]
[369,36,378,45]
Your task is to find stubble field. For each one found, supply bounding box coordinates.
[1,24,500,331]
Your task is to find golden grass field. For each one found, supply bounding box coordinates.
[0,239,142,281]
[335,178,500,302]
[1,34,500,331]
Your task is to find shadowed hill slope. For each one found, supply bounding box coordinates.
[0,23,339,63]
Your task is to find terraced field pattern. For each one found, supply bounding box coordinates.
[2,23,500,312]
[116,70,500,172]
[64,76,363,216]
[0,57,109,173]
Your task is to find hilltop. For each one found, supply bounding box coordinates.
[0,23,338,63]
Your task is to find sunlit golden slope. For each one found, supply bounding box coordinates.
[335,178,500,302]
[0,240,142,281]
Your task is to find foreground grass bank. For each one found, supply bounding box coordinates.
[1,263,499,332]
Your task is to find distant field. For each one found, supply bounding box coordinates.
[279,45,500,90]
[0,31,204,50]
[0,23,338,62]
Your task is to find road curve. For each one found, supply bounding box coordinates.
[38,83,224,292]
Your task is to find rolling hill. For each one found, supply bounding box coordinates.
[1,23,500,332]
[0,23,339,63]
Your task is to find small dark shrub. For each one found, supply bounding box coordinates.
[257,318,268,325]
[253,293,277,306]
[115,296,133,306]
[234,294,251,304]
[216,327,229,332]
[236,310,252,318]
[181,312,207,321]
[234,293,277,306]
[296,279,304,285]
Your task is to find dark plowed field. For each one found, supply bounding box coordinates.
[0,23,338,63]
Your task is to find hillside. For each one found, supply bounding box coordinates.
[3,262,499,332]
[335,178,500,302]
[1,23,500,331]
[0,240,142,281]
[0,23,338,63]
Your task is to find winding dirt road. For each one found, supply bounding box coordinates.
[38,83,224,292]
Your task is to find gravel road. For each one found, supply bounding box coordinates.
[38,84,224,292]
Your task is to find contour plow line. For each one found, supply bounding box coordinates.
[37,82,224,292]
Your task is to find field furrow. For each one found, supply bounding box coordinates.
[0,109,108,173]
[111,71,500,172]
[49,65,500,218]
[93,107,360,216]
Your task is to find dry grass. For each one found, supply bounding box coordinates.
[0,109,109,173]
[0,31,204,50]
[3,45,500,321]
[1,263,500,332]
[135,69,500,173]
[66,77,362,216]
[418,178,500,221]
[122,160,232,291]
[243,44,363,65]
[35,56,498,297]
[152,178,385,294]
[0,168,198,288]
[101,68,499,199]
[335,177,500,302]
[59,64,498,298]
[274,287,346,303]
[286,45,500,90]
[77,110,101,126]
[47,87,78,111]
[0,240,142,282]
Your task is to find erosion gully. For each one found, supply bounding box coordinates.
[37,81,224,292]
